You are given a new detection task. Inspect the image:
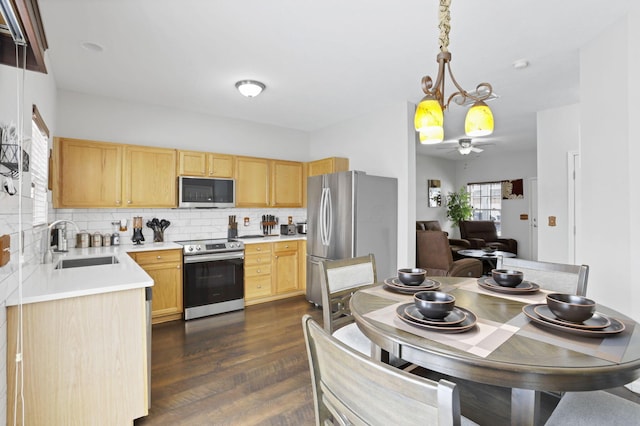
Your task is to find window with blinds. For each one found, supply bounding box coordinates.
[30,106,49,226]
[467,181,502,235]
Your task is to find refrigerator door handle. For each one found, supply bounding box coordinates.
[320,187,330,246]
[320,187,326,245]
[325,187,332,246]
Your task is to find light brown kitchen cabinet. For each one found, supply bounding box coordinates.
[53,137,177,208]
[271,160,304,207]
[177,150,234,177]
[130,249,183,323]
[244,242,273,301]
[273,240,300,293]
[53,137,123,208]
[235,156,304,208]
[244,240,306,305]
[6,288,148,425]
[234,156,271,207]
[124,145,177,207]
[307,157,349,177]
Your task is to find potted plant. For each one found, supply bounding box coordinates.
[446,187,473,227]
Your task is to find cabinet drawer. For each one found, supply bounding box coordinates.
[244,243,272,255]
[134,249,182,265]
[244,254,271,266]
[274,240,298,252]
[245,276,272,299]
[245,264,271,277]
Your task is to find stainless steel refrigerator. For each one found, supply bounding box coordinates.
[306,170,398,305]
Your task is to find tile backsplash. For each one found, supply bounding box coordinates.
[52,207,307,245]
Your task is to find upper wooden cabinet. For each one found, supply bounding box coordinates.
[235,156,270,207]
[235,156,304,208]
[271,160,304,207]
[177,150,234,178]
[307,157,349,177]
[123,145,177,208]
[53,138,123,208]
[53,137,177,208]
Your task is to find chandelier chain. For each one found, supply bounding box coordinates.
[439,0,451,52]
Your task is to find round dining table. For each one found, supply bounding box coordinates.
[350,277,640,426]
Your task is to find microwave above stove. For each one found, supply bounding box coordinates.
[178,176,235,208]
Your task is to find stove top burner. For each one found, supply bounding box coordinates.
[175,238,244,255]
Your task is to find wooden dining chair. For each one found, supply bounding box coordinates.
[544,390,640,425]
[496,257,589,296]
[319,254,405,366]
[302,315,478,426]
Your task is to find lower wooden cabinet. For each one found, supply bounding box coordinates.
[244,239,306,305]
[130,249,183,323]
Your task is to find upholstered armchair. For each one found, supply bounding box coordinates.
[416,220,471,253]
[459,220,518,255]
[416,230,482,278]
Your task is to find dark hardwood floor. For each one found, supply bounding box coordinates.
[136,295,639,426]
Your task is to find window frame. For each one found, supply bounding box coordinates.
[467,181,502,235]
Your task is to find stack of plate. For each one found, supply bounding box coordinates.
[522,304,625,337]
[477,277,540,294]
[383,277,441,293]
[395,303,477,333]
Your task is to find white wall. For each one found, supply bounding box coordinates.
[536,104,580,264]
[453,150,537,259]
[415,154,457,235]
[56,90,311,161]
[579,12,637,320]
[309,102,416,269]
[0,59,58,426]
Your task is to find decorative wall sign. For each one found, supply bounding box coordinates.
[502,179,524,199]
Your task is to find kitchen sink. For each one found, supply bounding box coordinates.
[55,256,119,269]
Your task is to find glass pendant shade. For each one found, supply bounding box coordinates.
[414,97,444,132]
[465,101,494,137]
[419,127,444,144]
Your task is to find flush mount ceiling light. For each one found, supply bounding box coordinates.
[235,80,265,98]
[81,41,104,53]
[414,0,495,144]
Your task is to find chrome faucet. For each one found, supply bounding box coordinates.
[43,219,80,263]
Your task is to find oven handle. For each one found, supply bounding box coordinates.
[184,252,245,263]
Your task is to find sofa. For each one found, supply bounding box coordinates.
[416,231,483,278]
[416,220,471,254]
[459,220,518,255]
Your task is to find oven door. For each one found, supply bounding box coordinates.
[183,251,244,310]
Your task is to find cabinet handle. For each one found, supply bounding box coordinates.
[275,255,279,259]
[116,200,121,205]
[157,255,162,259]
[285,245,289,248]
[177,265,181,269]
[256,248,261,251]
[257,269,261,273]
[127,200,132,204]
[257,284,262,288]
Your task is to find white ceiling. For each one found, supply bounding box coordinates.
[38,0,632,159]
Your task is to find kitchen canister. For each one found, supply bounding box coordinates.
[103,233,111,247]
[92,232,102,247]
[76,231,90,248]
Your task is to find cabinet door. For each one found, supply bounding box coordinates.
[207,153,234,177]
[271,160,303,207]
[307,157,349,177]
[235,156,270,207]
[273,241,299,294]
[144,262,183,321]
[124,145,177,207]
[177,150,207,176]
[53,138,123,208]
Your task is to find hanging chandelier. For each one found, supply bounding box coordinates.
[414,0,495,144]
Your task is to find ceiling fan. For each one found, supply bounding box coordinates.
[437,138,494,155]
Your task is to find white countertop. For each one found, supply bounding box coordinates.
[6,242,182,306]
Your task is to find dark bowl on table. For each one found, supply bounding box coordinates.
[546,293,596,323]
[398,268,427,285]
[491,269,524,287]
[414,291,455,319]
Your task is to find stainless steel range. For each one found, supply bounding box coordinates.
[176,238,245,320]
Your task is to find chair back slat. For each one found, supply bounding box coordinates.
[321,255,377,334]
[496,257,589,296]
[302,315,463,426]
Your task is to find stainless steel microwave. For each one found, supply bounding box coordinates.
[178,176,235,208]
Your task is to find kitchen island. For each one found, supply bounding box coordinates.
[5,243,177,425]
